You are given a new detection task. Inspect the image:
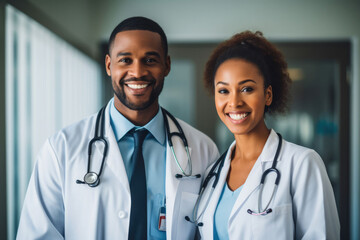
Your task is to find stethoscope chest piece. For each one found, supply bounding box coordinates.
[84,172,100,187]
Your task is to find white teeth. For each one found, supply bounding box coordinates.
[127,84,148,89]
[229,113,248,120]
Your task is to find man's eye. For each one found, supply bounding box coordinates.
[119,58,131,63]
[145,58,157,63]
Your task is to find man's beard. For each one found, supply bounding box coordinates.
[113,77,164,111]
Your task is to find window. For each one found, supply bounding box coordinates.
[5,5,102,239]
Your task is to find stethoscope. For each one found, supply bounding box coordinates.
[76,106,200,187]
[185,133,282,226]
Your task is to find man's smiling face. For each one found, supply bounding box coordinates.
[105,30,170,111]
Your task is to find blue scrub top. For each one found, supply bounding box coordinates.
[213,183,243,240]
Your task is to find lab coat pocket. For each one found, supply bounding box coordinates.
[175,192,198,240]
[250,204,293,240]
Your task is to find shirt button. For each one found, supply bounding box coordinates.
[118,211,127,219]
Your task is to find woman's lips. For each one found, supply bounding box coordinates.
[228,112,249,120]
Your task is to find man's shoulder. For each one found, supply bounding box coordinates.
[49,112,97,145]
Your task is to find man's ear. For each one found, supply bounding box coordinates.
[164,56,171,77]
[265,85,273,106]
[105,54,111,77]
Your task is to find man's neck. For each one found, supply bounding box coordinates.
[113,98,159,126]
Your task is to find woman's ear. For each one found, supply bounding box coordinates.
[265,85,273,106]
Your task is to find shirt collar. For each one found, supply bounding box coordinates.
[109,98,166,145]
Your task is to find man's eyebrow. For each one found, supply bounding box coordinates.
[115,51,161,58]
[146,51,161,58]
[116,52,131,58]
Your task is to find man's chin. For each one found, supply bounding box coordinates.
[121,98,156,111]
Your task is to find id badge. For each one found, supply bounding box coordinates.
[158,206,166,231]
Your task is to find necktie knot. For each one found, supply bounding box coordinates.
[133,129,148,148]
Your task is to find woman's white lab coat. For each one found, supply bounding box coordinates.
[198,130,340,240]
[16,102,219,240]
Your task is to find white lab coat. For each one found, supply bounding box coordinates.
[16,102,219,240]
[198,129,340,240]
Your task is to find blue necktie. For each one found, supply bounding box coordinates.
[129,129,148,240]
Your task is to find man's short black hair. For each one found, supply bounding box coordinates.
[108,16,168,57]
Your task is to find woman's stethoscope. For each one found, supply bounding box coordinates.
[76,106,200,187]
[185,133,282,226]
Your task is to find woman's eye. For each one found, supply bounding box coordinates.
[241,87,253,92]
[218,89,229,94]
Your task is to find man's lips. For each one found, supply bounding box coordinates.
[126,83,149,89]
[121,77,154,90]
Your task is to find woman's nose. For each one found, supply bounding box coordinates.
[229,93,243,107]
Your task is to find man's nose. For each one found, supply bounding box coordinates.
[128,61,147,78]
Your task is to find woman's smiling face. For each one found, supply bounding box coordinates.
[214,58,273,136]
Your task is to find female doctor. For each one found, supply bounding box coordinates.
[193,31,340,239]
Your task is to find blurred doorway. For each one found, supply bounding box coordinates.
[168,40,350,239]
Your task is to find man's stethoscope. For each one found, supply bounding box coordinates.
[76,106,200,187]
[185,133,282,226]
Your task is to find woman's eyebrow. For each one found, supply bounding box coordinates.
[216,79,256,86]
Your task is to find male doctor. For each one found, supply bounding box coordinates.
[17,16,219,240]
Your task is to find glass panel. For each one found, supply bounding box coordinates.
[159,59,195,125]
[266,59,340,207]
[5,5,102,239]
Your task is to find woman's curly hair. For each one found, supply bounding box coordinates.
[204,31,291,114]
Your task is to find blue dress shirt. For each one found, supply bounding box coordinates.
[109,99,167,239]
[213,183,243,240]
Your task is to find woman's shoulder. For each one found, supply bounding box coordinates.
[282,138,320,158]
[280,138,325,174]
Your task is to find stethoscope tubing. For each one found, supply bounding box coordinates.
[162,108,196,178]
[186,133,283,225]
[77,106,199,187]
[185,151,227,225]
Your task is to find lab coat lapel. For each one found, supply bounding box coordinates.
[200,143,233,239]
[102,103,130,192]
[230,129,281,217]
[230,156,263,214]
[165,115,192,239]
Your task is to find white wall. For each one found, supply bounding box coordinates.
[20,0,360,239]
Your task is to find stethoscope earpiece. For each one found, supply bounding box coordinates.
[175,174,201,179]
[185,216,204,227]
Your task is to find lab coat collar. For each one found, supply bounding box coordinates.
[103,102,131,192]
[259,129,283,163]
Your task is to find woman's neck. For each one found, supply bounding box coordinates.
[232,124,270,164]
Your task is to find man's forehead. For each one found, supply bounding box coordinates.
[110,30,163,55]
